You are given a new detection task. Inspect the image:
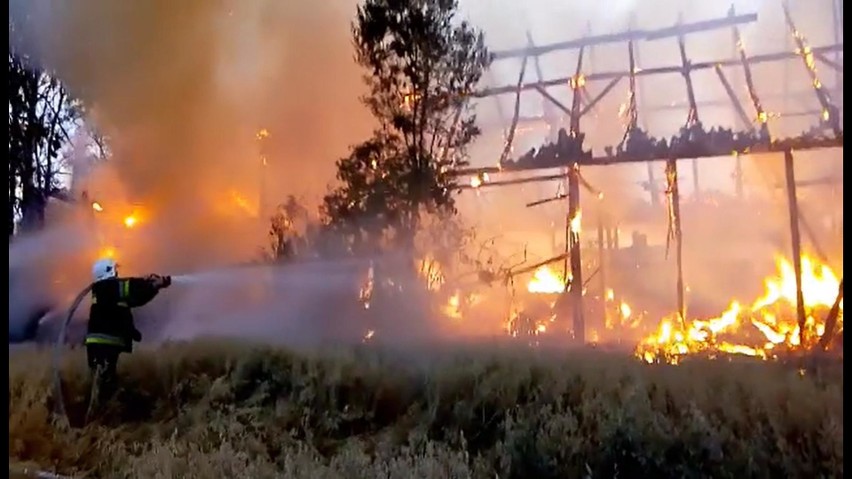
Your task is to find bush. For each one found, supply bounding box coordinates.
[9,340,843,478]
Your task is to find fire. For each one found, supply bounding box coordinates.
[570,210,582,234]
[638,254,843,364]
[417,256,445,291]
[603,288,641,330]
[442,290,482,320]
[359,263,375,310]
[469,172,489,188]
[229,190,259,217]
[527,265,565,294]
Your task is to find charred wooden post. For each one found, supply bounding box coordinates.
[499,54,529,165]
[817,278,843,351]
[567,165,585,342]
[676,12,701,201]
[627,13,659,207]
[732,152,744,199]
[597,208,608,329]
[666,158,686,325]
[783,149,807,345]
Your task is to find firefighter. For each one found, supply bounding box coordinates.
[85,257,171,403]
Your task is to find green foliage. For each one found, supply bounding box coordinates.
[323,0,492,248]
[9,341,843,478]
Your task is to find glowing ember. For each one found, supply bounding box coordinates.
[99,246,117,259]
[123,215,138,228]
[256,128,270,140]
[638,254,843,364]
[527,265,565,294]
[469,172,489,188]
[364,329,375,341]
[91,202,104,212]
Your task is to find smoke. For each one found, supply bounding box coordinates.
[8,0,842,346]
[11,0,373,267]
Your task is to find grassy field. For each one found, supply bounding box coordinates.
[9,339,843,479]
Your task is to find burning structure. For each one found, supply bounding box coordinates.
[450,1,843,363]
[8,0,842,368]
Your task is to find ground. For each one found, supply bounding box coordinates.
[8,339,843,479]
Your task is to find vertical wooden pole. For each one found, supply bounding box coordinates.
[597,210,608,329]
[667,158,686,324]
[783,149,807,345]
[568,166,585,343]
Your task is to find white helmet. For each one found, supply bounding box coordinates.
[92,258,118,282]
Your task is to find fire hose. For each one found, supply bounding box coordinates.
[52,282,95,428]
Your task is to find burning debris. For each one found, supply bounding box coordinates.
[637,254,843,364]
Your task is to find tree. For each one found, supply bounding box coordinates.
[322,0,491,250]
[9,16,81,236]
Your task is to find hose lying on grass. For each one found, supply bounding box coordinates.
[51,282,94,429]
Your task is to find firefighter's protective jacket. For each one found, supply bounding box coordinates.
[85,277,160,352]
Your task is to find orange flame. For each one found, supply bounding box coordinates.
[527,265,565,294]
[638,254,843,364]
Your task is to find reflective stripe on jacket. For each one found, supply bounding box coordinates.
[84,333,127,348]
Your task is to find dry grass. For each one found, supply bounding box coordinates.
[9,339,843,479]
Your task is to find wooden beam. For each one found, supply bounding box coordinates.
[491,13,758,60]
[714,65,755,131]
[812,51,843,73]
[817,279,843,351]
[508,252,569,278]
[579,76,624,118]
[782,6,842,137]
[567,167,585,343]
[783,149,807,346]
[526,193,568,208]
[597,208,608,330]
[532,85,572,117]
[498,54,529,166]
[452,136,843,178]
[476,44,844,97]
[666,159,687,326]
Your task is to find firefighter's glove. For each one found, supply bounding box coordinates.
[148,274,171,289]
[132,328,142,342]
